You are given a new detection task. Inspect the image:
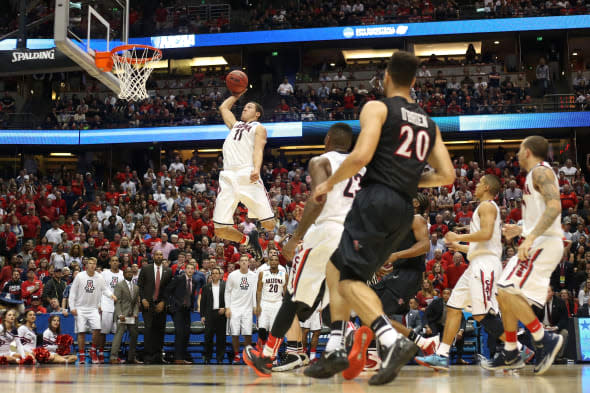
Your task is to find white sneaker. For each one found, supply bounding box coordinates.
[298,353,310,366]
[419,335,440,356]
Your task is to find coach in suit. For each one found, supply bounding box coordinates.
[200,267,226,363]
[137,250,172,364]
[533,286,569,361]
[110,266,141,364]
[165,262,206,364]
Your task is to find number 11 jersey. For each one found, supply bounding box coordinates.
[360,97,437,199]
[222,121,261,170]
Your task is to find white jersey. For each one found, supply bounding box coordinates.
[69,270,113,311]
[42,329,58,353]
[467,200,502,260]
[260,269,286,303]
[0,326,24,357]
[100,269,124,312]
[225,269,257,310]
[523,161,563,238]
[256,263,287,275]
[315,151,366,226]
[222,121,261,170]
[17,325,37,353]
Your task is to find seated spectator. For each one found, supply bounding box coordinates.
[560,289,578,317]
[533,286,569,362]
[427,262,448,293]
[446,253,468,289]
[416,279,437,311]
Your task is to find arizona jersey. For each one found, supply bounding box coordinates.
[100,269,124,312]
[467,200,502,260]
[42,329,58,353]
[361,97,437,199]
[17,325,37,353]
[225,270,257,310]
[261,269,286,303]
[316,151,366,226]
[522,161,563,238]
[222,121,261,170]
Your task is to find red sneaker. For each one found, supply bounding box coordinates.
[343,326,374,380]
[99,352,105,364]
[233,354,241,364]
[90,350,99,364]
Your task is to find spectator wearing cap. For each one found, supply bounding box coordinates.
[30,295,47,314]
[42,267,67,306]
[21,269,43,306]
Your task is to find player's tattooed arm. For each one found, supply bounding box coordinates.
[529,166,562,239]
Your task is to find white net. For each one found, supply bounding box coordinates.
[111,46,162,102]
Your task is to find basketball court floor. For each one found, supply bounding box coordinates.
[5,364,589,393]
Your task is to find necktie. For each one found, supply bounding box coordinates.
[154,266,161,300]
[185,277,192,306]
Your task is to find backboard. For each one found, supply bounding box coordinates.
[54,0,129,94]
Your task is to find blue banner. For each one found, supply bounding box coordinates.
[3,112,590,145]
[1,15,590,51]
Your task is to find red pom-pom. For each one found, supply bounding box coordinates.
[33,347,51,363]
[0,356,8,365]
[19,355,35,365]
[56,334,74,356]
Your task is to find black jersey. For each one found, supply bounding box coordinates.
[394,216,426,273]
[360,96,437,199]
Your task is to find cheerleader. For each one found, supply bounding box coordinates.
[42,315,77,363]
[0,309,25,363]
[17,310,37,359]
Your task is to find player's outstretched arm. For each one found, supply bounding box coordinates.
[419,126,455,188]
[219,91,245,129]
[388,216,429,262]
[282,156,331,261]
[313,100,386,202]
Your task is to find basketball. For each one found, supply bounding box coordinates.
[226,70,248,94]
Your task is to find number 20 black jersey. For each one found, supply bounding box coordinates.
[360,97,437,199]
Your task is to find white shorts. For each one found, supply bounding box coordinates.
[212,168,274,226]
[498,235,564,307]
[447,254,502,315]
[299,306,322,331]
[100,311,117,334]
[258,301,281,331]
[227,308,253,336]
[288,222,343,308]
[74,309,101,333]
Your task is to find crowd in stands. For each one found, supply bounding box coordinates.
[0,145,588,364]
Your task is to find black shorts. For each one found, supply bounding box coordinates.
[331,183,414,282]
[372,268,423,316]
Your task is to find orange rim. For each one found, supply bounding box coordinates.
[110,44,162,64]
[95,50,114,72]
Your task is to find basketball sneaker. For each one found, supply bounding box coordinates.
[273,352,302,372]
[417,335,439,356]
[520,345,535,364]
[479,348,524,371]
[368,336,418,386]
[364,348,380,371]
[303,349,349,379]
[90,349,100,364]
[243,346,273,377]
[248,230,264,261]
[414,354,450,371]
[533,331,563,375]
[233,353,241,364]
[298,353,310,366]
[342,326,373,380]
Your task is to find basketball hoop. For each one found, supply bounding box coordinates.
[95,44,163,101]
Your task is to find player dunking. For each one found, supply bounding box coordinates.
[215,91,274,259]
[307,51,455,385]
[482,136,564,374]
[243,123,366,377]
[415,174,532,370]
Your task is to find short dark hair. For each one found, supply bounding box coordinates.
[250,101,264,119]
[483,174,501,196]
[415,193,429,215]
[327,122,353,150]
[523,136,548,159]
[386,51,420,87]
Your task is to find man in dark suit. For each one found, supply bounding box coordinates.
[200,267,226,363]
[110,266,142,364]
[137,250,172,364]
[533,286,569,362]
[424,288,467,364]
[165,262,206,364]
[550,259,575,293]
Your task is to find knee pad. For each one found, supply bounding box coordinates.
[480,314,504,338]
